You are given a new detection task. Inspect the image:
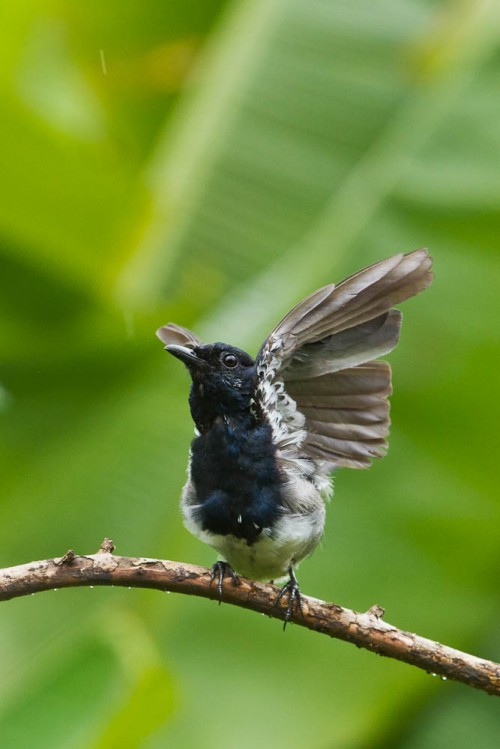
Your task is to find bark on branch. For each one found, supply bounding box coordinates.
[1,539,498,696]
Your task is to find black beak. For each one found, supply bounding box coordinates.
[165,344,206,369]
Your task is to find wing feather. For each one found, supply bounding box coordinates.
[156,323,202,348]
[286,361,392,469]
[271,249,431,349]
[255,249,432,473]
[284,309,401,379]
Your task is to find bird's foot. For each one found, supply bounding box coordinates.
[210,561,240,604]
[274,568,303,630]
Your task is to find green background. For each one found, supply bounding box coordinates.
[1,1,499,747]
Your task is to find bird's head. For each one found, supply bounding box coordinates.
[166,341,256,430]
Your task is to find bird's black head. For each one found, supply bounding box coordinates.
[166,342,255,431]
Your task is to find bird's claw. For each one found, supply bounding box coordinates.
[274,569,303,630]
[210,561,240,604]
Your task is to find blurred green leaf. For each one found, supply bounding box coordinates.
[0,634,116,749]
[89,606,176,749]
[92,666,175,749]
[1,0,499,747]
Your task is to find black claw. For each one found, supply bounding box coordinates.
[210,561,240,604]
[274,568,303,630]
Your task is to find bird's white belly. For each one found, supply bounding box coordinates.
[182,471,326,581]
[219,512,324,580]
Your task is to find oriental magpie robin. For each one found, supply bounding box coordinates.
[157,250,433,623]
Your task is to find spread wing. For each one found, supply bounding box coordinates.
[255,249,433,470]
[156,323,203,349]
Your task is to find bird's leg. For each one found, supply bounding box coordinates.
[274,566,303,630]
[210,560,240,604]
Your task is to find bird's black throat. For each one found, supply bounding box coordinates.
[187,371,254,434]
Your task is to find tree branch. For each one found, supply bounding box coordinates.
[1,540,498,696]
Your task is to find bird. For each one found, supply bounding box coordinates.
[156,249,433,623]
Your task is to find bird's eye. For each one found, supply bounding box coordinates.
[221,353,238,368]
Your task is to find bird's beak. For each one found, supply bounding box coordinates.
[165,344,206,369]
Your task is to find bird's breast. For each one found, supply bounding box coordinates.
[180,419,327,579]
[181,462,326,580]
[186,419,284,544]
